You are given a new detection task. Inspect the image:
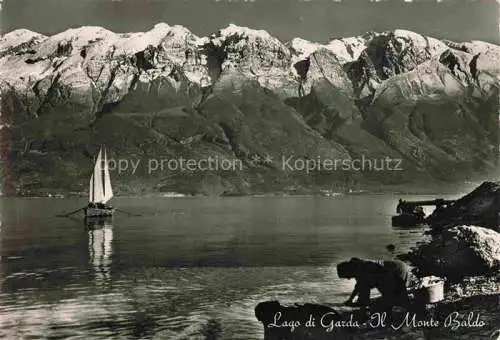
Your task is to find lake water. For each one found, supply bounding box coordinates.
[0,195,432,339]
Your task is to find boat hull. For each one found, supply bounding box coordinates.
[392,214,425,227]
[85,207,114,217]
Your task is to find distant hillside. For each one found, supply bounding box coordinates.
[0,24,499,195]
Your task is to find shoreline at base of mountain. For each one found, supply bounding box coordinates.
[2,180,483,199]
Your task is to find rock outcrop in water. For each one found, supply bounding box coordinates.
[1,24,499,195]
[402,225,500,280]
[403,183,500,279]
[427,181,500,231]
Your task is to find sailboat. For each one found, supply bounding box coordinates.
[85,146,114,218]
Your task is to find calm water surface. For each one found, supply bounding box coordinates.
[0,195,432,339]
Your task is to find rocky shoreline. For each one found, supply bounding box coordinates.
[4,179,477,198]
[254,182,500,339]
[255,285,499,339]
[254,253,499,340]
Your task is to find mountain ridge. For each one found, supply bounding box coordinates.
[1,23,497,99]
[1,23,498,195]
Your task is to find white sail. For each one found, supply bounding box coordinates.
[102,148,113,203]
[90,148,105,203]
[88,146,114,204]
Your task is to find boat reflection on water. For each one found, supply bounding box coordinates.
[86,216,113,284]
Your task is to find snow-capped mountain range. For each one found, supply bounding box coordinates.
[1,23,499,195]
[2,23,498,104]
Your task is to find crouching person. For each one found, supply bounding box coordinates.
[337,257,411,311]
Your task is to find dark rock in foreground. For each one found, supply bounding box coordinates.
[427,182,500,231]
[402,226,500,280]
[255,290,500,340]
[446,274,500,301]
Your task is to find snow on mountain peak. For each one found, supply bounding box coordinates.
[152,22,171,31]
[325,36,369,64]
[393,29,447,56]
[216,23,274,42]
[288,34,370,65]
[393,29,425,41]
[25,26,117,61]
[1,23,498,104]
[52,26,115,45]
[290,37,321,61]
[210,24,287,62]
[112,23,197,55]
[445,39,500,58]
[19,23,199,60]
[0,29,47,55]
[0,28,46,45]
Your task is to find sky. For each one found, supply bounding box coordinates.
[1,0,499,43]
